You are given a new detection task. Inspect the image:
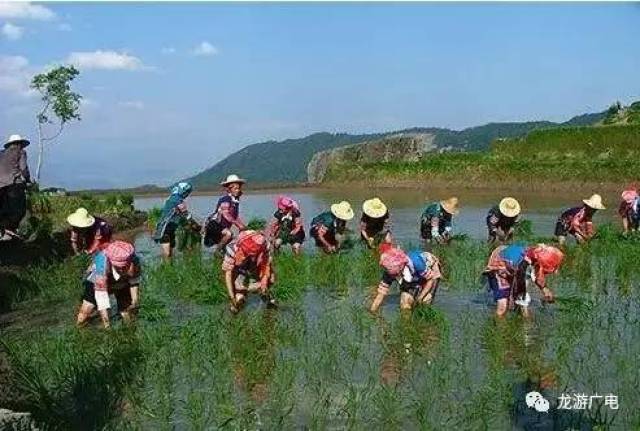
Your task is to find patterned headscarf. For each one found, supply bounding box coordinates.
[171,182,193,198]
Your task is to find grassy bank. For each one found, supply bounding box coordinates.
[2,223,640,429]
[324,125,640,190]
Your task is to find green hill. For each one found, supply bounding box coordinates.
[187,109,607,187]
[324,124,640,187]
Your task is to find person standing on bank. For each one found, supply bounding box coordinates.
[0,135,32,239]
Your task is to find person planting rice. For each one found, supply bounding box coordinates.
[554,194,605,245]
[619,188,640,235]
[203,174,247,251]
[371,243,442,312]
[153,182,200,259]
[360,197,392,248]
[269,196,305,255]
[222,230,276,313]
[486,197,521,244]
[67,207,113,255]
[309,201,354,253]
[420,197,459,245]
[484,243,564,317]
[76,240,141,328]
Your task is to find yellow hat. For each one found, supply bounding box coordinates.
[331,201,354,221]
[67,207,95,228]
[583,194,605,210]
[362,198,388,219]
[440,197,459,215]
[499,197,521,218]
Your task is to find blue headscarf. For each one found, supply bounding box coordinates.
[170,182,193,198]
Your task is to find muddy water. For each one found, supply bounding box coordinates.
[134,187,621,250]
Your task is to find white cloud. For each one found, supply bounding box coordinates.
[2,22,23,40]
[118,100,144,110]
[0,55,35,97]
[0,2,55,21]
[66,50,146,71]
[191,41,218,57]
[161,47,176,55]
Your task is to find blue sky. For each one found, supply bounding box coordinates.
[1,2,638,189]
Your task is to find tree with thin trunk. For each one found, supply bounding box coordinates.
[30,65,82,183]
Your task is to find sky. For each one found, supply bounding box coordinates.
[0,2,639,190]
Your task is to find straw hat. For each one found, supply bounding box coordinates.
[4,134,30,149]
[499,197,521,218]
[220,174,246,186]
[362,197,388,219]
[67,208,95,228]
[583,194,605,210]
[440,197,459,215]
[330,201,354,221]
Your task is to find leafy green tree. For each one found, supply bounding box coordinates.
[30,65,82,182]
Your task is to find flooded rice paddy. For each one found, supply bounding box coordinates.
[1,189,638,430]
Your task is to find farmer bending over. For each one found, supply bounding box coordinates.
[204,174,246,251]
[77,240,141,328]
[420,197,459,245]
[486,197,521,244]
[153,182,200,259]
[554,194,605,245]
[222,230,276,313]
[360,197,392,249]
[619,188,640,235]
[371,244,442,312]
[484,243,563,317]
[269,196,305,255]
[67,207,112,255]
[310,201,354,253]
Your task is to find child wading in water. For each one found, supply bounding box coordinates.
[269,196,305,255]
[371,244,442,312]
[222,230,276,313]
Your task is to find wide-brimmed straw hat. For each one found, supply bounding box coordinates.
[67,208,95,228]
[440,197,459,215]
[583,194,605,210]
[220,174,246,186]
[499,197,521,218]
[4,134,30,149]
[331,201,354,221]
[362,197,388,219]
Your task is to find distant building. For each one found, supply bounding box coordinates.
[41,187,67,196]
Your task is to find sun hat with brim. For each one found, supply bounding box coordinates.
[362,198,388,219]
[4,134,30,149]
[583,194,605,210]
[105,241,135,268]
[499,197,521,218]
[67,208,95,228]
[440,197,460,215]
[221,174,246,186]
[331,201,354,221]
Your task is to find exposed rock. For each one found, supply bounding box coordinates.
[307,133,437,183]
[0,409,38,430]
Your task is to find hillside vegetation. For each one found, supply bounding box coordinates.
[324,124,640,187]
[187,109,606,186]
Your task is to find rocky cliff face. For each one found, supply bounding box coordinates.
[307,133,437,183]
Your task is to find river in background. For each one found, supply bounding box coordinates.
[134,187,621,253]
